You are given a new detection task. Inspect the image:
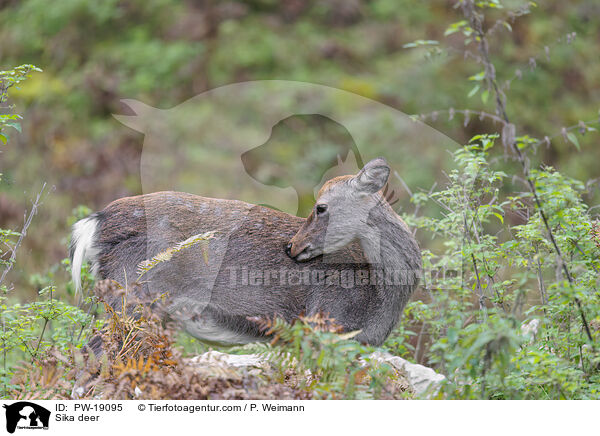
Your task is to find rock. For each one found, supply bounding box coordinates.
[369,351,445,396]
[190,350,444,398]
[71,386,85,399]
[190,350,266,368]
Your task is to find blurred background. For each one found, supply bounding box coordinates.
[0,0,599,300]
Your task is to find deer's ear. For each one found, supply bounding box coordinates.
[352,157,390,194]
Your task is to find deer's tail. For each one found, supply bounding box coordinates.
[69,215,100,293]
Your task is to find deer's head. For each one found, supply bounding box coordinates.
[286,157,390,261]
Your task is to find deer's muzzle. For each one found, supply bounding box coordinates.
[286,241,315,261]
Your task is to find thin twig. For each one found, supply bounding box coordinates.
[414,321,427,364]
[34,319,49,356]
[0,183,48,287]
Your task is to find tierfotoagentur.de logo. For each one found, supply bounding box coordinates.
[2,402,50,433]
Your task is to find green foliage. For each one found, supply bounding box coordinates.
[380,0,600,399]
[252,315,408,399]
[398,131,600,399]
[0,64,42,144]
[0,288,97,396]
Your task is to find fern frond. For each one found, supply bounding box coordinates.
[136,231,216,279]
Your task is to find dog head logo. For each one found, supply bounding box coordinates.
[3,402,50,433]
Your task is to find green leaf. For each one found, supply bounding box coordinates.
[0,133,7,144]
[468,71,486,81]
[468,84,480,98]
[481,89,489,104]
[402,40,439,49]
[5,122,21,133]
[566,132,580,150]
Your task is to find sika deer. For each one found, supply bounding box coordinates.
[70,157,421,347]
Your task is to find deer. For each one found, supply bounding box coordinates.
[70,157,422,350]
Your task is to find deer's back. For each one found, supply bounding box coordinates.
[91,192,374,342]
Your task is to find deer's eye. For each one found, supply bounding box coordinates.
[316,204,328,215]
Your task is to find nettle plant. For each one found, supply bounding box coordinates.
[402,136,600,399]
[394,0,600,398]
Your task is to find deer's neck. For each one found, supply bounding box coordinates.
[348,201,421,345]
[359,203,421,286]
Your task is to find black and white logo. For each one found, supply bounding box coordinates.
[2,402,50,434]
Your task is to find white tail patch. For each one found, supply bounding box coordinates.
[71,217,100,293]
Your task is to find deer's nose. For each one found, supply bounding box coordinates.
[285,243,293,256]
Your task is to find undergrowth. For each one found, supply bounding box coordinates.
[4,279,408,399]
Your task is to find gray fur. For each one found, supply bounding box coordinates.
[71,158,422,347]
